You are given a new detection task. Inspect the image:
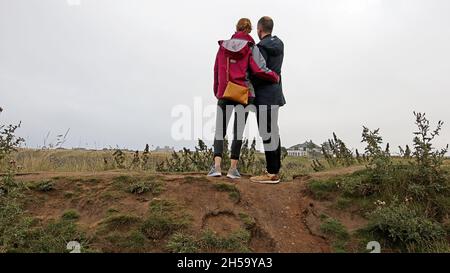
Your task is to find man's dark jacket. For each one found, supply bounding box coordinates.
[252,35,286,106]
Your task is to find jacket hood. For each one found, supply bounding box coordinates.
[259,35,284,56]
[218,32,255,59]
[231,31,255,44]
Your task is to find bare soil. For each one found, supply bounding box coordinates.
[16,167,366,253]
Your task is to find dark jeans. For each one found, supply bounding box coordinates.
[213,99,251,160]
[256,105,281,174]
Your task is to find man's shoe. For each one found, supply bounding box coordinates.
[250,171,280,184]
[207,166,222,177]
[226,168,241,179]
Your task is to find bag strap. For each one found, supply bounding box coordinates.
[226,57,230,83]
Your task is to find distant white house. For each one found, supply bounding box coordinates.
[153,146,175,153]
[287,141,321,157]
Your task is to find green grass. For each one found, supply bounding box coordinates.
[61,209,80,221]
[200,229,251,253]
[335,197,353,209]
[100,190,125,201]
[183,176,209,184]
[238,212,256,230]
[128,179,164,195]
[213,183,240,203]
[93,200,192,252]
[279,156,315,181]
[68,177,100,184]
[111,175,165,196]
[166,228,252,253]
[140,199,191,240]
[10,148,170,172]
[308,179,337,200]
[99,214,142,231]
[166,233,199,253]
[30,180,55,192]
[63,191,75,198]
[103,230,148,252]
[14,219,88,253]
[365,203,447,252]
[320,217,349,240]
[320,217,350,253]
[106,207,120,215]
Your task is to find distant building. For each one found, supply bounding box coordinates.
[287,141,321,157]
[153,146,175,153]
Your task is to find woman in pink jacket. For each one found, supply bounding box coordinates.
[208,18,280,179]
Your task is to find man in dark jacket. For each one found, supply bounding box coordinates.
[250,16,285,184]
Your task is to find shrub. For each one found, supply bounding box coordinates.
[112,148,126,169]
[157,139,264,175]
[349,113,449,219]
[362,127,392,176]
[130,150,140,170]
[311,159,325,172]
[366,202,446,252]
[238,139,265,175]
[23,219,87,253]
[0,194,31,251]
[141,144,151,170]
[409,112,449,218]
[338,170,376,197]
[0,111,24,165]
[322,133,355,167]
[157,140,213,172]
[0,170,32,251]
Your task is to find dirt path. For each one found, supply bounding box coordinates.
[15,166,363,253]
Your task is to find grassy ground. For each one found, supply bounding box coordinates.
[1,148,449,253]
[0,170,336,253]
[6,148,329,179]
[6,148,169,172]
[305,162,450,253]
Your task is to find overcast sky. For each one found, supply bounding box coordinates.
[1,0,449,152]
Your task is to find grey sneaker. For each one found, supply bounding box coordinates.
[207,165,222,177]
[227,168,241,179]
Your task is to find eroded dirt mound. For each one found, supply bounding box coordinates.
[202,211,242,236]
[16,167,364,253]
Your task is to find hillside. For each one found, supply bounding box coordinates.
[7,167,368,253]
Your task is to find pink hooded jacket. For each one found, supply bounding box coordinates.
[213,31,280,99]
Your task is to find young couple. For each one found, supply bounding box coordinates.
[208,16,285,184]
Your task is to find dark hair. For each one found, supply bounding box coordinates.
[258,16,274,33]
